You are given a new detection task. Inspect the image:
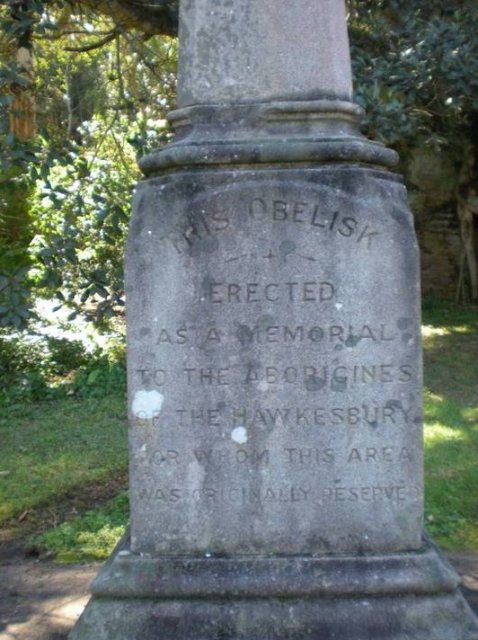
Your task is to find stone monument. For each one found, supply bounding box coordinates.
[71,1,478,638]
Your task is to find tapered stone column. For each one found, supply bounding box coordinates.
[71,1,478,638]
[177,0,353,105]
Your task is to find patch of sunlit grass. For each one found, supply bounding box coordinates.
[424,423,466,445]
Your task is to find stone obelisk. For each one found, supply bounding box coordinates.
[71,1,478,637]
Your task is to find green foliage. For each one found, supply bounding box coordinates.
[0,3,177,329]
[0,328,126,406]
[349,2,478,153]
[0,262,34,329]
[0,171,36,329]
[46,336,88,372]
[35,492,129,562]
[72,352,126,399]
[0,332,50,403]
[29,27,176,326]
[32,119,137,325]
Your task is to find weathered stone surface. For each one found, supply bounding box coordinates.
[70,536,478,640]
[126,165,423,557]
[177,0,353,107]
[139,100,399,174]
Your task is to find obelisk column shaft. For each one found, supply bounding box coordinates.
[178,0,353,106]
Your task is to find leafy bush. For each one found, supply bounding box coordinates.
[0,262,35,330]
[0,333,51,403]
[46,336,88,373]
[0,331,126,405]
[31,123,136,328]
[72,353,126,399]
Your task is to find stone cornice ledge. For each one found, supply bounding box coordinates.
[139,99,398,175]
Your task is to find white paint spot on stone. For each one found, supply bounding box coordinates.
[132,389,164,419]
[147,230,152,235]
[258,380,269,392]
[335,303,343,310]
[231,426,248,445]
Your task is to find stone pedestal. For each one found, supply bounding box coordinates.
[71,535,477,640]
[70,0,478,638]
[126,158,424,557]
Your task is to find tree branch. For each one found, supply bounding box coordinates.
[64,0,179,37]
[64,30,117,52]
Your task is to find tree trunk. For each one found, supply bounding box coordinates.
[8,1,36,141]
[456,160,478,303]
[1,1,36,247]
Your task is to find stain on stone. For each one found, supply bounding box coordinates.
[385,399,402,411]
[190,235,219,256]
[397,317,411,330]
[402,332,414,344]
[236,324,254,346]
[305,534,333,553]
[389,204,408,224]
[331,377,347,392]
[385,399,414,423]
[201,274,216,295]
[279,239,296,258]
[334,344,344,351]
[140,327,151,338]
[257,314,276,329]
[345,334,360,348]
[305,374,327,392]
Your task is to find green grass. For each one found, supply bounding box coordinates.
[0,394,128,544]
[37,492,129,563]
[422,298,478,549]
[1,298,477,561]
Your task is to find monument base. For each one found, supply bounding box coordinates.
[70,534,478,640]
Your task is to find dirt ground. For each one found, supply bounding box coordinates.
[0,551,477,640]
[0,559,99,640]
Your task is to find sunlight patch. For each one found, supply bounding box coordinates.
[424,423,465,444]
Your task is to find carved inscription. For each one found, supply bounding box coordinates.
[137,484,418,505]
[172,402,415,428]
[161,193,381,255]
[130,180,422,554]
[248,198,380,248]
[133,445,413,467]
[134,364,414,389]
[179,364,413,387]
[206,280,335,304]
[242,363,413,388]
[152,323,399,347]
